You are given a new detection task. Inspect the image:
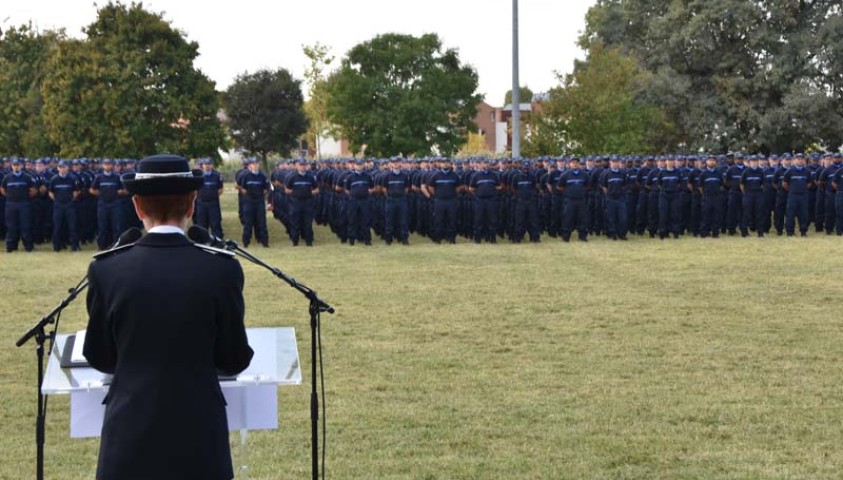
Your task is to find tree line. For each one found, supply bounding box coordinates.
[2,1,839,164]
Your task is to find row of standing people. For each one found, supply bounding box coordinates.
[8,151,839,252]
[0,157,142,253]
[300,151,843,246]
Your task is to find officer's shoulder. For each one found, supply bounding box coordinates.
[192,243,236,258]
[91,243,136,262]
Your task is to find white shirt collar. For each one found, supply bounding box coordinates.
[147,225,185,235]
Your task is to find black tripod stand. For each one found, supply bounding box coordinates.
[15,276,89,480]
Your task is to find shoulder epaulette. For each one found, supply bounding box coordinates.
[193,243,235,258]
[92,243,136,260]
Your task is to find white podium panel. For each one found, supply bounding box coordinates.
[44,327,301,438]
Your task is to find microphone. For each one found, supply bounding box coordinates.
[92,227,143,259]
[187,225,229,249]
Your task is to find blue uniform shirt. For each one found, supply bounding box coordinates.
[470,170,500,198]
[2,171,35,202]
[783,166,812,194]
[198,170,224,202]
[91,172,122,204]
[238,171,269,200]
[512,170,538,200]
[382,170,411,198]
[49,174,79,205]
[763,166,777,191]
[699,168,724,196]
[558,168,588,200]
[740,167,764,192]
[345,171,374,199]
[285,172,318,200]
[832,167,843,191]
[819,165,839,193]
[602,169,629,199]
[658,169,681,194]
[725,165,745,190]
[428,170,461,200]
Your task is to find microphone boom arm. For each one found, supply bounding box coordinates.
[222,240,335,314]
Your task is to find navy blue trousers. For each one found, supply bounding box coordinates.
[0,196,6,238]
[433,198,458,242]
[288,198,315,244]
[785,193,809,234]
[726,189,742,232]
[647,192,659,234]
[774,191,787,233]
[242,199,268,245]
[823,191,836,233]
[690,194,702,235]
[96,202,123,250]
[605,197,628,238]
[53,203,79,250]
[562,198,588,240]
[347,198,372,242]
[474,197,498,241]
[700,195,723,237]
[658,194,681,236]
[195,201,224,239]
[384,197,409,242]
[762,189,777,233]
[635,190,649,234]
[741,191,764,233]
[514,197,540,241]
[5,201,33,251]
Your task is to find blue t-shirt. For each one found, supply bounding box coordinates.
[382,171,411,197]
[198,170,224,202]
[2,171,35,202]
[345,171,374,199]
[238,171,269,200]
[602,169,629,199]
[91,172,123,204]
[558,169,588,200]
[428,170,461,200]
[783,166,811,194]
[740,167,764,192]
[470,170,500,198]
[285,172,318,200]
[49,174,79,205]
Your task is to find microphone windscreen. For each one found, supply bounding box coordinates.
[187,225,211,245]
[118,227,143,245]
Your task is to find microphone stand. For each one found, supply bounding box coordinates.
[14,227,140,480]
[15,276,88,480]
[220,239,334,480]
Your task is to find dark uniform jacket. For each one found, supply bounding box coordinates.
[83,232,254,480]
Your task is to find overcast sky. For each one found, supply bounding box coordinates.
[5,0,596,105]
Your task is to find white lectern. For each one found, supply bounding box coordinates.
[42,327,301,479]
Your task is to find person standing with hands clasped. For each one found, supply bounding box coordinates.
[83,154,254,480]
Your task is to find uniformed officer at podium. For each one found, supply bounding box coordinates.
[83,154,254,480]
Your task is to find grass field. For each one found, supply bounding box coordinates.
[2,191,843,479]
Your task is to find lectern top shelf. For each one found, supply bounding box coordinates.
[43,327,302,395]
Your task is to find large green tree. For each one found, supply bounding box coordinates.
[0,24,62,156]
[539,43,668,156]
[41,1,226,158]
[326,33,481,157]
[580,0,843,153]
[223,68,308,170]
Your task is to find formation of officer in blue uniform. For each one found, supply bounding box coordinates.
[4,151,842,252]
[303,151,843,245]
[0,156,142,252]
